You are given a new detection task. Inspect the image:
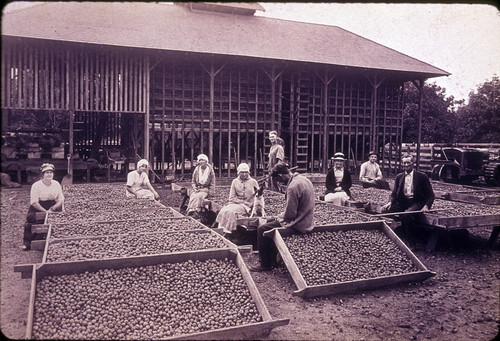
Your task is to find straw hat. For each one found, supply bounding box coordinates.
[40,163,55,173]
[332,152,345,161]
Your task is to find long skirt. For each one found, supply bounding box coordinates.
[324,191,349,206]
[216,203,250,234]
[187,190,209,212]
[126,188,155,200]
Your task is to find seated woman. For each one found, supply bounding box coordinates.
[324,152,352,206]
[126,159,159,200]
[215,162,259,234]
[186,154,216,218]
[22,163,65,251]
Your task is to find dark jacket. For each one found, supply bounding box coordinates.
[283,174,315,233]
[325,168,352,197]
[391,170,435,209]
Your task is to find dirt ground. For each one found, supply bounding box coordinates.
[1,183,499,340]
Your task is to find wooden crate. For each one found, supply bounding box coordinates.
[41,229,244,264]
[266,221,435,298]
[24,250,289,340]
[46,216,210,240]
[46,206,183,225]
[446,190,500,206]
[425,212,500,230]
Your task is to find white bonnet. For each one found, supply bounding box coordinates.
[237,163,250,173]
[137,159,149,168]
[197,154,209,162]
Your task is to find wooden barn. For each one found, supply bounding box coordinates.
[1,2,449,182]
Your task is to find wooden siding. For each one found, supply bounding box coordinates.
[2,39,408,179]
[150,60,281,178]
[1,40,149,113]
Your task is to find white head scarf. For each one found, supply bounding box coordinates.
[137,159,149,169]
[237,163,250,173]
[197,154,209,162]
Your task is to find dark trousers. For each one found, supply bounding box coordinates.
[23,200,55,247]
[257,220,301,267]
[389,198,430,242]
[362,179,390,190]
[257,220,282,268]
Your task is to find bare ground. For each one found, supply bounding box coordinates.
[1,184,499,340]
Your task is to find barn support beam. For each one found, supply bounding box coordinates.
[262,65,283,132]
[200,60,225,168]
[411,78,425,171]
[64,49,75,176]
[144,56,151,163]
[316,69,335,173]
[366,75,385,154]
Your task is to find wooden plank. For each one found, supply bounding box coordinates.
[425,213,500,230]
[270,228,308,292]
[31,240,46,251]
[4,46,11,108]
[271,221,435,298]
[27,249,288,340]
[31,224,48,234]
[25,265,38,339]
[13,264,35,278]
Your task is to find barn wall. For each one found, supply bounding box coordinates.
[149,57,281,178]
[2,38,405,179]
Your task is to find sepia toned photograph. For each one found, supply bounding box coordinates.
[1,1,499,340]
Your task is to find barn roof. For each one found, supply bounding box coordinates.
[2,2,449,78]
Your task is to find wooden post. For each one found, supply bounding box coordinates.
[316,69,335,173]
[262,65,283,131]
[144,55,150,161]
[366,75,385,155]
[412,79,425,171]
[200,60,225,165]
[66,50,75,174]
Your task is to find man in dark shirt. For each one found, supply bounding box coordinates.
[251,163,315,272]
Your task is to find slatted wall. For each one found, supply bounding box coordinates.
[2,39,149,158]
[150,59,281,178]
[287,72,404,174]
[1,40,149,113]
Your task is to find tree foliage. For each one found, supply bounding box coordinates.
[402,82,458,143]
[455,75,500,143]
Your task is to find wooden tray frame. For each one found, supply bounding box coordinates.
[266,221,435,298]
[25,249,289,340]
[41,229,245,264]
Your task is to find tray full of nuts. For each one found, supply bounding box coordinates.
[425,199,500,229]
[48,217,208,239]
[46,206,183,225]
[42,229,237,263]
[446,190,500,205]
[266,221,435,298]
[26,249,289,340]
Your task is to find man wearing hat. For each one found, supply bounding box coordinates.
[126,159,159,200]
[359,151,391,190]
[186,154,216,217]
[324,152,352,206]
[251,162,315,272]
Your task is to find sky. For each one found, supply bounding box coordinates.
[3,1,499,102]
[256,2,500,102]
